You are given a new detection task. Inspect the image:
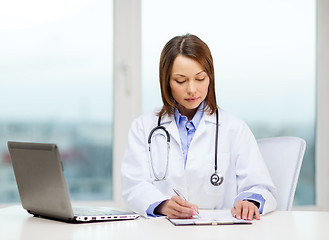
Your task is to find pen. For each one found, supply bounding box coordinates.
[172,189,200,217]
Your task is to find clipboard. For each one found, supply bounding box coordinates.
[168,210,252,226]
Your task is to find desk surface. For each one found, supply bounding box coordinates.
[1,205,329,240]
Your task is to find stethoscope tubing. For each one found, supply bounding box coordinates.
[148,108,223,185]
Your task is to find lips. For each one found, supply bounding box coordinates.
[185,97,199,102]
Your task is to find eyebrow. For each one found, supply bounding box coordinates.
[196,71,205,75]
[173,71,205,77]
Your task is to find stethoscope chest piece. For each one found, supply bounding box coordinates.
[210,172,224,186]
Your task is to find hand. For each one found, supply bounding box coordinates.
[231,200,260,221]
[155,196,199,219]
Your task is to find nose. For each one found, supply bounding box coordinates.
[187,80,197,94]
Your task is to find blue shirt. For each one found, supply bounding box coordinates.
[173,103,204,168]
[146,102,265,216]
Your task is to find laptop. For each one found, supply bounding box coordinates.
[7,141,139,223]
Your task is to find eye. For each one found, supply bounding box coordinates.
[174,79,185,84]
[196,77,205,81]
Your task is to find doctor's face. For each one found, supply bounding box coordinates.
[170,55,210,119]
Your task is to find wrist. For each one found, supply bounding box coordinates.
[245,199,260,209]
[154,200,169,216]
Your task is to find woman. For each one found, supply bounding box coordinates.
[121,34,277,221]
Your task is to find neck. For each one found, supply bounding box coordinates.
[177,107,197,121]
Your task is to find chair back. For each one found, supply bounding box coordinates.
[257,137,306,211]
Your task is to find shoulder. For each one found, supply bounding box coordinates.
[218,108,254,138]
[219,109,246,127]
[203,108,248,134]
[218,108,258,148]
[134,108,160,123]
[130,107,162,132]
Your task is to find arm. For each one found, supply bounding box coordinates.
[231,122,277,219]
[121,116,170,216]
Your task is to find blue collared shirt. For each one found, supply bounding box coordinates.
[173,103,204,168]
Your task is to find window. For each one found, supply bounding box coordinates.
[0,0,113,202]
[142,0,316,206]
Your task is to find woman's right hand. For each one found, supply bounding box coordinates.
[155,196,199,219]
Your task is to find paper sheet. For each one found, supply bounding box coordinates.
[168,210,252,226]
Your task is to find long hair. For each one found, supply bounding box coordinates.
[158,34,217,116]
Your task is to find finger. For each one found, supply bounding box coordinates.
[171,195,186,205]
[247,206,255,221]
[169,206,195,219]
[172,196,198,215]
[183,202,199,216]
[171,209,194,219]
[254,207,261,220]
[233,200,243,219]
[241,202,249,220]
[167,197,194,218]
[170,196,191,212]
[244,201,260,220]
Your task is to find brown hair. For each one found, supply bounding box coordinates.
[158,34,217,116]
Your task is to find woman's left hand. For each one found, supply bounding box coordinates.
[231,200,260,221]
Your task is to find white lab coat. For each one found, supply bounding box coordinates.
[121,108,277,217]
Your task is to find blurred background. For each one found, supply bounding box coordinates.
[0,0,317,207]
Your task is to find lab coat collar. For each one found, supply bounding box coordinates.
[159,108,221,144]
[159,113,180,145]
[160,108,220,124]
[201,108,221,126]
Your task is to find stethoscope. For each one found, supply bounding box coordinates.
[147,108,224,186]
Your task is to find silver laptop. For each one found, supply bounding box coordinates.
[8,141,139,223]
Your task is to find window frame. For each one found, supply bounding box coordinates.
[112,0,142,207]
[315,0,329,211]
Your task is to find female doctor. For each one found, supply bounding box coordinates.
[121,34,277,221]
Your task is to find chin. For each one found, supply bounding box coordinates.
[185,103,201,110]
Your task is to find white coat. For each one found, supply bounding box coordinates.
[121,108,277,217]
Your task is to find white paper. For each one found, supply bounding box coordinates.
[168,210,252,225]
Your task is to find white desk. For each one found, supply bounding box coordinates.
[1,205,329,240]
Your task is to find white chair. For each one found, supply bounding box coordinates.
[257,137,306,211]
